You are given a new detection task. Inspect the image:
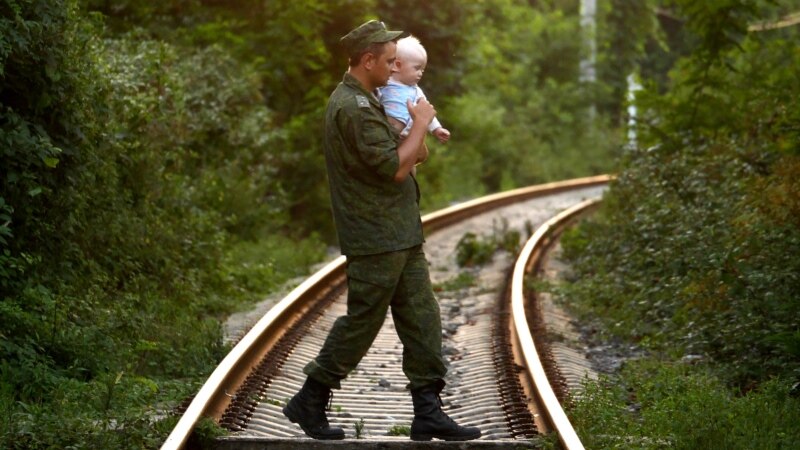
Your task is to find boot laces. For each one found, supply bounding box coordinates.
[436,393,459,426]
[326,391,334,411]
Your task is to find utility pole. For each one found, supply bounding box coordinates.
[626,73,642,149]
[580,0,597,84]
[580,0,597,121]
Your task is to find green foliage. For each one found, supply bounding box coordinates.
[433,272,477,293]
[1,17,279,387]
[563,0,800,386]
[0,0,725,447]
[455,219,521,267]
[1,1,98,284]
[571,360,800,449]
[566,154,800,385]
[636,37,799,155]
[86,0,376,237]
[354,417,365,439]
[1,1,328,447]
[222,233,327,300]
[671,0,758,71]
[596,0,657,124]
[374,0,472,100]
[87,0,624,222]
[189,417,228,450]
[558,3,800,446]
[415,0,621,209]
[456,232,497,267]
[1,0,81,198]
[387,424,411,436]
[1,370,197,449]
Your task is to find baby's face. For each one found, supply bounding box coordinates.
[394,56,427,85]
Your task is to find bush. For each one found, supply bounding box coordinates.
[571,360,800,450]
[561,1,800,387]
[557,3,800,447]
[0,2,324,447]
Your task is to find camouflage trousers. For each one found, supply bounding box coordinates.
[304,244,447,390]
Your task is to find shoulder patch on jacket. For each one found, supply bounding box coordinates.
[355,95,370,108]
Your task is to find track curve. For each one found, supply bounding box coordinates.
[162,175,610,449]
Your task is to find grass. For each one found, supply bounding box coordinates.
[454,218,522,267]
[0,232,328,449]
[354,418,365,439]
[433,272,477,292]
[387,424,410,436]
[569,359,800,449]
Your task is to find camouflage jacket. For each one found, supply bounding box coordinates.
[324,73,424,256]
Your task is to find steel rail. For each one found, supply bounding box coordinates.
[161,174,610,450]
[510,197,602,450]
[749,11,800,31]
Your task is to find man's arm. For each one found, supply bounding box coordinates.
[416,142,429,164]
[394,98,435,183]
[387,116,428,164]
[387,116,405,134]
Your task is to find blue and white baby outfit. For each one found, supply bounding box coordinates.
[379,79,443,137]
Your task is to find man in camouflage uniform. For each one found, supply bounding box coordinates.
[282,20,481,442]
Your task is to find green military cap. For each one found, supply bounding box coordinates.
[340,20,405,54]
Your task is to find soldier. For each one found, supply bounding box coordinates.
[282,20,481,442]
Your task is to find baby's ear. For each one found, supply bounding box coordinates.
[392,59,402,71]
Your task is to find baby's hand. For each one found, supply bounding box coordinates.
[433,127,451,144]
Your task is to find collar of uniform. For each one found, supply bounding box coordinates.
[342,73,381,107]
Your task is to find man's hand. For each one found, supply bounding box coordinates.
[432,127,450,143]
[407,98,435,126]
[394,98,435,183]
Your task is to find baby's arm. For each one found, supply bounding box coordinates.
[416,86,450,143]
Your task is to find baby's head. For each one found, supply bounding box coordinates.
[392,36,427,86]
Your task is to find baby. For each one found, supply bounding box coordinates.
[379,36,450,143]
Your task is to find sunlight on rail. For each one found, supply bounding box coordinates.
[161,176,610,450]
[511,198,602,450]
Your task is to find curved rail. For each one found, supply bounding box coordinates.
[511,197,602,450]
[161,174,610,450]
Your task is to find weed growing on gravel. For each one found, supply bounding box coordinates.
[455,219,522,267]
[354,418,365,439]
[387,424,411,436]
[526,434,559,450]
[189,418,228,449]
[433,272,477,292]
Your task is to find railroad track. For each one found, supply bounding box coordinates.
[162,175,610,450]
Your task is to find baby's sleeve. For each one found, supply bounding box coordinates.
[416,86,443,132]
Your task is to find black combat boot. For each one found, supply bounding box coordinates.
[283,377,345,440]
[410,383,482,441]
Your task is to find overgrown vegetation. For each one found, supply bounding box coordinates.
[557,0,800,446]
[455,219,522,267]
[571,362,800,449]
[1,1,324,447]
[0,0,650,447]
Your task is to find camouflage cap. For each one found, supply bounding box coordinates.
[340,20,405,55]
